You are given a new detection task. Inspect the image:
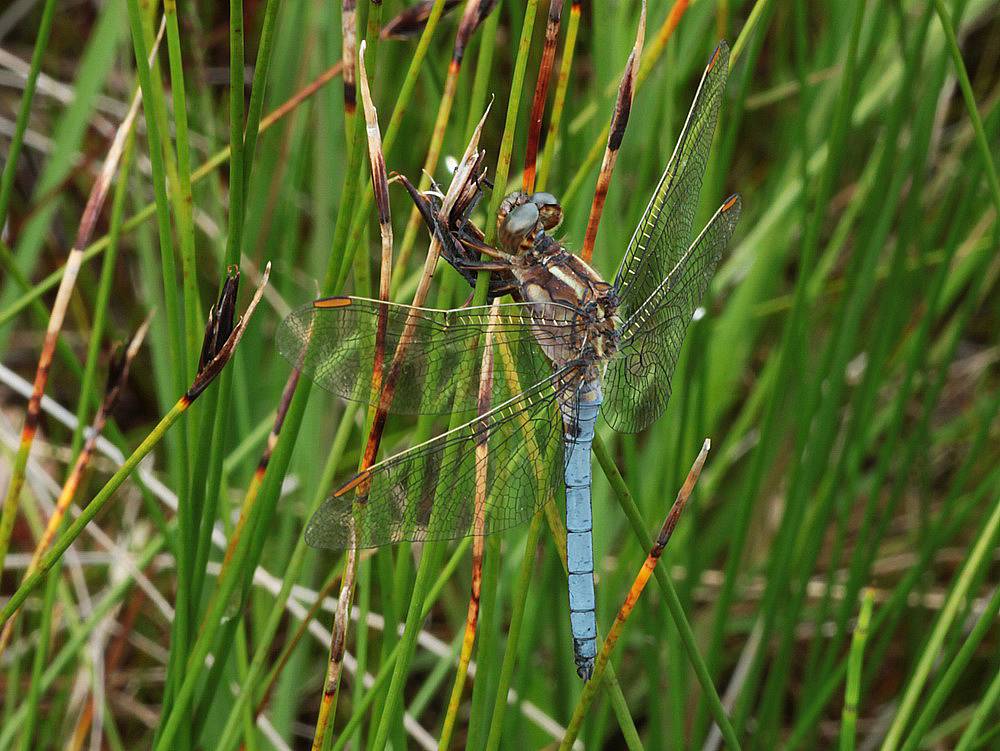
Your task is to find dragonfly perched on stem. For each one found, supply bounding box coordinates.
[279,42,740,680]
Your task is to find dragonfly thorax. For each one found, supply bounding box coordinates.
[495,191,621,370]
[515,243,620,370]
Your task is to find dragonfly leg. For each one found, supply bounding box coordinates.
[453,260,511,273]
[459,235,515,262]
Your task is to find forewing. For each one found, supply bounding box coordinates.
[277,296,570,414]
[603,195,741,433]
[303,368,576,549]
[612,42,729,316]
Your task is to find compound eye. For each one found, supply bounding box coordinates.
[499,203,540,254]
[530,192,563,230]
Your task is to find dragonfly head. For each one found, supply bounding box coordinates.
[529,192,563,231]
[497,190,565,256]
[498,201,541,256]
[497,190,530,229]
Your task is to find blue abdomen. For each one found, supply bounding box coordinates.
[562,380,602,680]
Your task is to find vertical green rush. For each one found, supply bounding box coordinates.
[482,513,543,751]
[182,0,285,686]
[880,494,1000,751]
[158,4,204,730]
[242,0,284,203]
[162,0,202,383]
[154,39,352,751]
[165,7,252,704]
[329,0,376,291]
[483,0,539,225]
[123,0,191,515]
[463,4,501,140]
[325,540,472,750]
[803,129,998,748]
[809,140,984,698]
[953,645,1000,751]
[179,0,300,704]
[784,387,1000,748]
[212,406,358,751]
[169,0,284,734]
[152,392,313,751]
[755,6,938,739]
[931,0,1000,216]
[839,589,874,751]
[0,0,58,231]
[899,582,1000,751]
[367,539,448,748]
[700,0,866,737]
[227,0,246,266]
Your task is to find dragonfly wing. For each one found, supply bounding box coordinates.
[277,296,569,414]
[612,42,729,316]
[603,196,741,433]
[303,368,577,549]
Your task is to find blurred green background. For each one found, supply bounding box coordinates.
[0,0,997,748]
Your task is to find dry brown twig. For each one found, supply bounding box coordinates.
[581,0,646,262]
[523,0,564,192]
[438,298,501,749]
[309,36,397,750]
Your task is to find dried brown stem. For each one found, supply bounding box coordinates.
[342,0,358,115]
[523,0,564,192]
[536,0,581,191]
[0,314,152,657]
[310,40,396,747]
[348,104,492,493]
[359,39,394,311]
[581,0,645,263]
[439,299,500,750]
[0,23,160,573]
[453,0,498,65]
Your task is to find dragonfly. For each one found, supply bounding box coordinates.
[278,42,740,680]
